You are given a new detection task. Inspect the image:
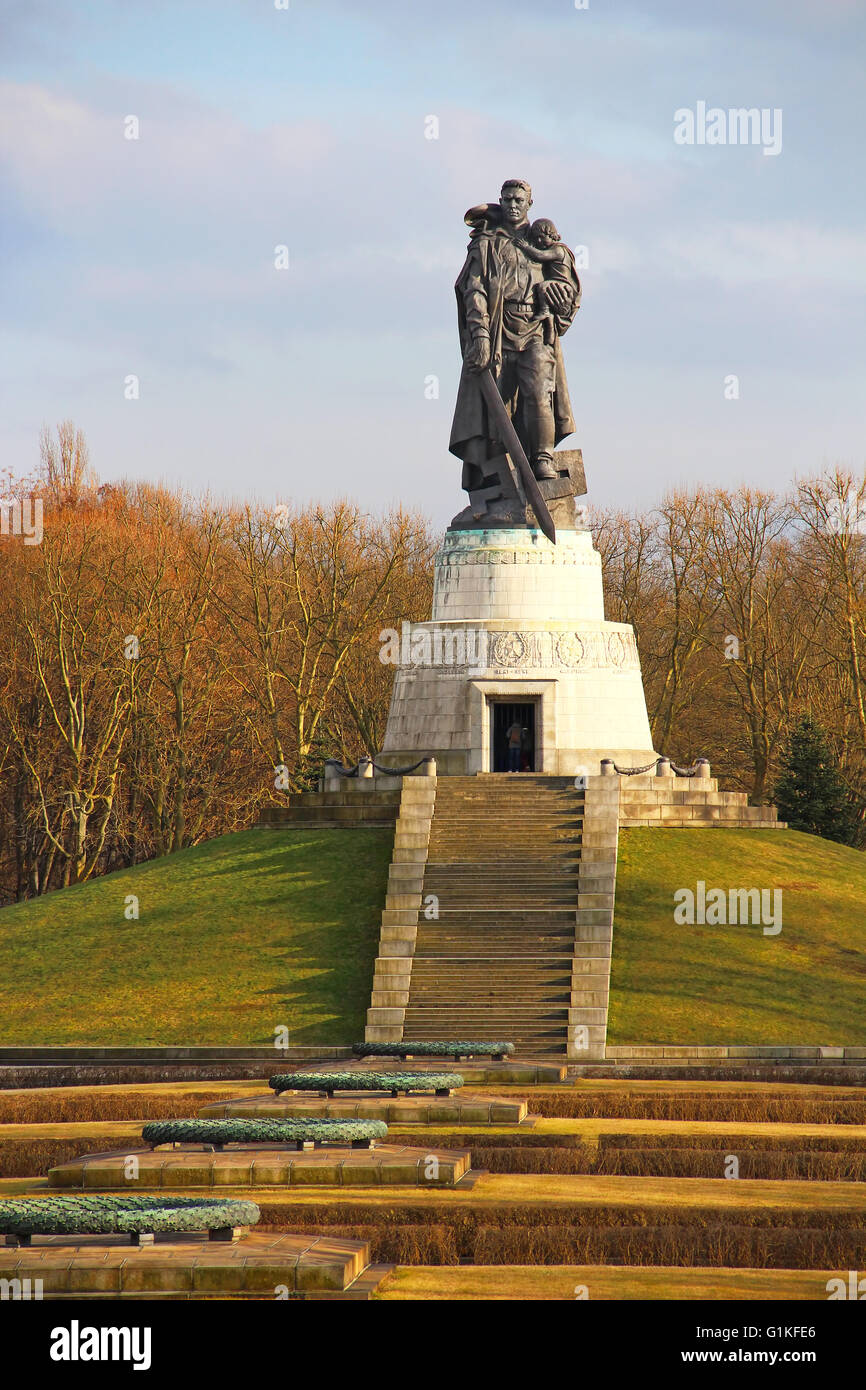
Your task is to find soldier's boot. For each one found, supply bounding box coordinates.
[532,452,557,480]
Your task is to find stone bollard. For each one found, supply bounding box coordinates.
[358,756,374,779]
[656,757,671,777]
[695,758,711,779]
[420,757,437,777]
[600,759,616,777]
[323,761,342,790]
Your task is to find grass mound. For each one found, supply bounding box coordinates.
[0,828,392,1045]
[611,829,866,1043]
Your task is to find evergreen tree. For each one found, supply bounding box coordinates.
[774,716,859,845]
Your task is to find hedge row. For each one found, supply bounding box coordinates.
[141,1119,388,1146]
[354,1042,514,1059]
[269,1071,464,1095]
[0,1195,260,1236]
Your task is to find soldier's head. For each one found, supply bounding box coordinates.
[530,217,560,249]
[500,179,532,226]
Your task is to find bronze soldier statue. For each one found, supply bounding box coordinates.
[448,179,585,535]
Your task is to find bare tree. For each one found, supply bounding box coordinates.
[39,421,94,507]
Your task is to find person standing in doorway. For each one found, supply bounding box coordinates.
[506,720,523,772]
[520,726,532,772]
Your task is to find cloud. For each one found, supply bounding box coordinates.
[659,221,866,287]
[0,3,863,513]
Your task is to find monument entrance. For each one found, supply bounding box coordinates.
[490,700,536,773]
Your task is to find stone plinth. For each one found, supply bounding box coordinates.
[433,526,604,622]
[0,1231,373,1296]
[197,1093,529,1125]
[380,527,656,776]
[49,1144,472,1189]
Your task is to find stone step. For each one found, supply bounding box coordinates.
[428,850,581,861]
[425,863,581,873]
[415,958,574,966]
[403,1024,569,1043]
[425,881,578,891]
[405,1017,572,1028]
[411,969,572,981]
[423,904,577,914]
[429,835,582,845]
[425,876,579,884]
[428,817,578,828]
[437,784,578,790]
[432,812,583,820]
[415,946,575,956]
[429,840,582,848]
[410,987,573,996]
[427,885,579,895]
[401,1007,571,1021]
[440,778,579,787]
[410,979,572,989]
[428,842,581,851]
[415,940,574,948]
[425,867,580,878]
[429,831,580,840]
[411,951,574,962]
[409,951,575,960]
[409,998,572,1009]
[403,1019,569,1032]
[430,812,583,821]
[423,909,576,921]
[447,812,574,820]
[428,862,580,871]
[422,892,580,901]
[432,796,582,804]
[431,817,582,826]
[415,924,576,935]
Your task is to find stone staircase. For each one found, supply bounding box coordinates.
[259,788,400,829]
[401,776,584,1056]
[355,764,783,1061]
[616,772,784,827]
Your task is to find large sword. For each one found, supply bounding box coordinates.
[478,367,556,544]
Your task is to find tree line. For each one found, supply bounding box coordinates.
[595,470,866,815]
[0,427,863,901]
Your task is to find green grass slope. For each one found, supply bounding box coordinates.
[0,829,392,1046]
[610,829,866,1044]
[4,822,863,1048]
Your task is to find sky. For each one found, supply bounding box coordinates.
[1,0,864,529]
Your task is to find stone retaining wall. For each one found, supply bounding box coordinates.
[365,776,438,1043]
[605,1045,866,1063]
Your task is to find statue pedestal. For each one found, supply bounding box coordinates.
[379,526,656,776]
